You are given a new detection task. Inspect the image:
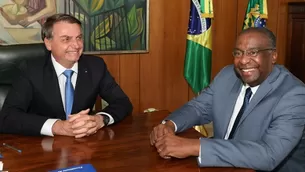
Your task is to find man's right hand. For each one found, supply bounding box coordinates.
[52,120,74,136]
[150,120,175,146]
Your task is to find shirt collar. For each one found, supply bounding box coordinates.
[51,54,78,77]
[242,84,259,95]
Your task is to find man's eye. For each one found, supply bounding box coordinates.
[62,37,70,42]
[233,51,242,56]
[248,50,257,56]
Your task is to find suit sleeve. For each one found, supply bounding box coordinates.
[97,59,133,123]
[0,61,49,135]
[198,86,305,171]
[165,86,214,133]
[164,66,229,132]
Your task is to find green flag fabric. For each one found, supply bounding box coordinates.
[243,0,268,29]
[184,0,213,94]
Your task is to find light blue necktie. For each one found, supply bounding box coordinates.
[63,70,74,119]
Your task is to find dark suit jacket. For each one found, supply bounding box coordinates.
[0,53,133,135]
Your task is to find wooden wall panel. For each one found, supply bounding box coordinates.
[163,1,190,112]
[100,55,120,83]
[236,0,247,35]
[276,0,305,66]
[212,0,238,78]
[139,0,166,112]
[119,54,140,114]
[267,0,280,38]
[276,0,290,65]
[266,0,281,64]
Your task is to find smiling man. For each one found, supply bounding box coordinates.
[150,27,305,172]
[0,14,132,138]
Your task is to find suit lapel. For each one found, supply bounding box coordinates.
[237,84,272,128]
[72,57,92,114]
[236,65,281,130]
[43,56,66,118]
[221,78,243,138]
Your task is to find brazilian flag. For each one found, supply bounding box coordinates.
[243,0,268,29]
[184,0,213,94]
[184,0,213,137]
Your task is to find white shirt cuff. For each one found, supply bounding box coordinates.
[96,112,114,125]
[161,120,177,132]
[40,119,59,136]
[198,138,202,164]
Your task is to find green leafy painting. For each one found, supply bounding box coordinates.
[63,0,148,53]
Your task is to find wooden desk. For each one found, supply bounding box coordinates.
[0,110,254,172]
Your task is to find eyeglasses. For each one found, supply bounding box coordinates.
[232,48,275,58]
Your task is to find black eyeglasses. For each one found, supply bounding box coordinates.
[232,48,276,58]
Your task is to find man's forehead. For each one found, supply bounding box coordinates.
[53,32,82,38]
[52,22,82,37]
[238,31,267,40]
[236,32,269,46]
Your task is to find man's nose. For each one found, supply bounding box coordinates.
[70,39,81,48]
[239,53,251,64]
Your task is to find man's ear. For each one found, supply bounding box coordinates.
[271,51,278,64]
[44,38,52,51]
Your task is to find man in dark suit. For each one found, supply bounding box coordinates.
[0,14,132,138]
[150,27,305,171]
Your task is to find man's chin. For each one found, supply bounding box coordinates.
[66,56,80,62]
[241,77,260,86]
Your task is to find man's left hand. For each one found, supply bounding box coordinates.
[154,134,200,159]
[68,109,104,138]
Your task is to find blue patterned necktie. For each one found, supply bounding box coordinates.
[63,70,74,119]
[229,87,252,139]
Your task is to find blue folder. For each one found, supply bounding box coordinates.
[49,164,96,172]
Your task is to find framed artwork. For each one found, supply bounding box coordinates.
[0,0,149,54]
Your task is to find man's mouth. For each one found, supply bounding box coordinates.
[241,68,256,72]
[239,68,257,77]
[66,51,79,54]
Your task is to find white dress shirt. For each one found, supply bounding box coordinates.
[40,55,113,136]
[224,84,259,139]
[165,85,259,162]
[197,84,259,163]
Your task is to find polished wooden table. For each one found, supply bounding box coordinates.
[0,110,254,172]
